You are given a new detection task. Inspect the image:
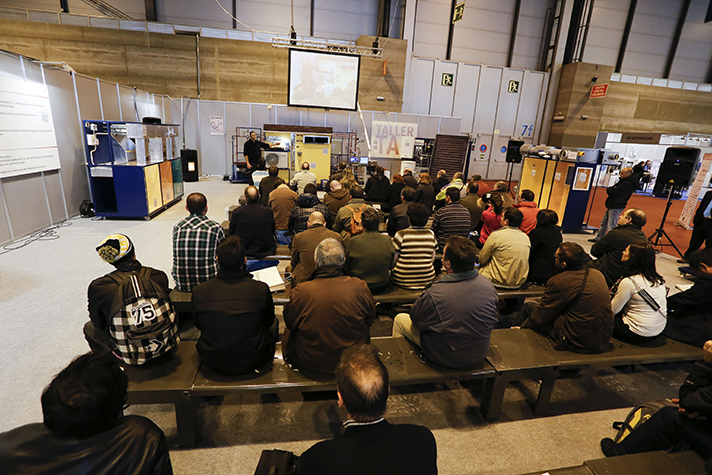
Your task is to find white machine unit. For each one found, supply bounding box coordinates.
[264,150,290,168]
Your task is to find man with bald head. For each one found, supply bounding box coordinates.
[592,166,637,241]
[229,185,276,258]
[591,208,647,287]
[324,180,350,214]
[297,344,438,475]
[289,211,340,287]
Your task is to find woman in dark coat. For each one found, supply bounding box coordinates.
[415,172,435,214]
[527,209,563,284]
[382,174,406,213]
[364,166,390,203]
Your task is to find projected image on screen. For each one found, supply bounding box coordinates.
[288,50,360,111]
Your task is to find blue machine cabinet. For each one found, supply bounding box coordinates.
[84,120,183,219]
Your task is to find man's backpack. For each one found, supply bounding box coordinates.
[349,204,368,236]
[612,398,677,443]
[108,267,180,365]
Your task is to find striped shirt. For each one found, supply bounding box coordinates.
[391,227,437,290]
[172,214,225,292]
[431,203,471,251]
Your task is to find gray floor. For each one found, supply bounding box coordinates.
[0,177,697,474]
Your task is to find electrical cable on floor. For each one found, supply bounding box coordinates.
[0,220,73,256]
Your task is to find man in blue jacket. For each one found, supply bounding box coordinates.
[392,236,499,368]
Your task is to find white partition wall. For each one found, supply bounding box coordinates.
[405,58,549,179]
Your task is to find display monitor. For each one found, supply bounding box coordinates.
[359,156,369,164]
[288,49,360,111]
[349,156,359,164]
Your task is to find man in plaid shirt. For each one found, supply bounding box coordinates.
[172,193,225,292]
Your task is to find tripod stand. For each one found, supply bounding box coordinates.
[647,184,683,257]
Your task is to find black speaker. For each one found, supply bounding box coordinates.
[505,140,524,163]
[653,146,699,196]
[506,140,524,163]
[181,149,199,182]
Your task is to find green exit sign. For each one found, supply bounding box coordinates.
[508,80,520,93]
[441,73,454,87]
[452,2,465,23]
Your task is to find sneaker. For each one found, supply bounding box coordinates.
[600,438,620,457]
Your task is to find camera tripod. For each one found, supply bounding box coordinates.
[647,184,683,257]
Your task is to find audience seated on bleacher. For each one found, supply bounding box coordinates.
[391,204,437,290]
[229,186,276,258]
[340,168,358,192]
[431,187,471,252]
[527,209,563,285]
[172,192,225,292]
[432,169,449,195]
[0,352,173,474]
[478,192,504,248]
[610,242,667,345]
[393,236,498,368]
[491,181,514,209]
[283,239,376,377]
[364,166,391,204]
[191,236,277,375]
[601,340,712,471]
[288,183,332,236]
[290,161,317,194]
[382,173,405,213]
[297,344,437,475]
[387,186,415,237]
[590,208,647,288]
[478,207,530,289]
[415,172,436,214]
[402,167,419,189]
[289,212,340,288]
[333,185,374,247]
[85,234,176,360]
[346,207,395,293]
[269,178,298,245]
[515,242,614,353]
[665,249,712,347]
[471,174,490,198]
[434,171,466,205]
[513,189,539,234]
[459,181,485,231]
[324,180,350,215]
[258,165,281,206]
[329,162,347,183]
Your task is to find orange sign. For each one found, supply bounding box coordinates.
[590,84,608,98]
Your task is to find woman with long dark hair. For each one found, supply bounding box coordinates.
[610,242,667,345]
[478,193,504,247]
[415,172,435,213]
[527,209,563,284]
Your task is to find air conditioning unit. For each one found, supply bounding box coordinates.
[303,135,330,145]
[264,151,290,168]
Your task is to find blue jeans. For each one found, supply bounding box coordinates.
[276,230,291,245]
[596,208,623,240]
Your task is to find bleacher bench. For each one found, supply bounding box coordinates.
[483,328,702,420]
[127,337,495,447]
[169,282,546,312]
[518,451,704,475]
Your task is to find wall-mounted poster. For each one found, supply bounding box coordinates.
[573,167,593,191]
[370,121,418,158]
[0,76,60,178]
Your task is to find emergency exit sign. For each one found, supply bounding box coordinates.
[441,73,454,87]
[453,2,465,23]
[590,84,608,98]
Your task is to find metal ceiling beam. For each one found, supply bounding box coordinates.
[615,0,637,73]
[663,0,691,78]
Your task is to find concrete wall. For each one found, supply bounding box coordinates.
[548,62,712,149]
[0,18,407,111]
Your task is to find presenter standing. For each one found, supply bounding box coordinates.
[244,131,270,171]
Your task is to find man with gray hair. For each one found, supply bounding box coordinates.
[290,161,317,194]
[283,238,376,376]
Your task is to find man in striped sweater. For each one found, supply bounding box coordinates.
[391,203,438,290]
[431,187,471,252]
